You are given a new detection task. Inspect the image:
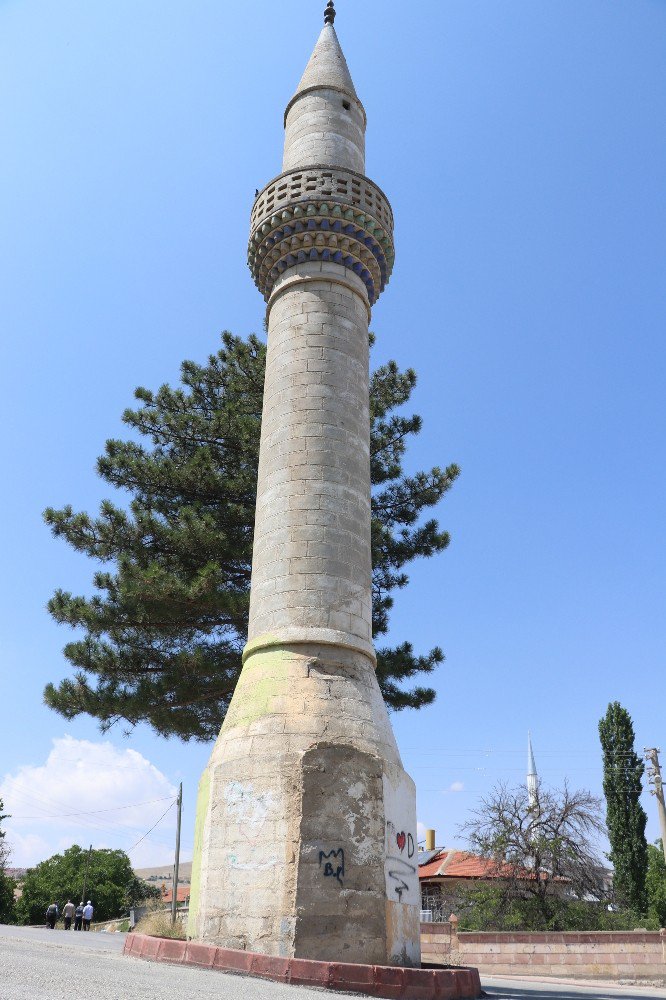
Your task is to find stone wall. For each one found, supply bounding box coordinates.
[421,921,666,981]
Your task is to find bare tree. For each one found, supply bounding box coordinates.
[459,781,608,930]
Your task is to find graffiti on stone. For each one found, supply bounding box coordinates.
[385,853,416,902]
[319,848,345,887]
[383,770,419,906]
[395,830,415,857]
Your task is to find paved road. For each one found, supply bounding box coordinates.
[0,926,359,1000]
[0,923,126,952]
[483,975,666,999]
[1,927,664,1000]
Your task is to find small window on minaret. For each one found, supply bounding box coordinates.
[342,100,351,111]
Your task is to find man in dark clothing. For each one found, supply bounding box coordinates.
[45,903,58,929]
[74,902,84,931]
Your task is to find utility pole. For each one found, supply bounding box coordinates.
[171,784,182,925]
[644,748,666,864]
[81,844,93,904]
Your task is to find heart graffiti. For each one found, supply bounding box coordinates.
[396,831,406,852]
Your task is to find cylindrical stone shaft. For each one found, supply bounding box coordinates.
[248,263,373,656]
[283,88,366,173]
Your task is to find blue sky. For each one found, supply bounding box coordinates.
[0,0,664,868]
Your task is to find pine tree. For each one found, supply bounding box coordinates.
[598,702,649,914]
[44,332,459,741]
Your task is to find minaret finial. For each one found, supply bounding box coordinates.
[324,1,336,26]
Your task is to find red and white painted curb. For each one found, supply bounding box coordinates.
[124,933,483,998]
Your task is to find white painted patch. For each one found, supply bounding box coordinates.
[382,769,419,906]
[382,767,421,966]
[227,852,278,872]
[343,778,377,862]
[346,781,366,800]
[223,779,275,846]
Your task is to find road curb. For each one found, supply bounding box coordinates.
[124,933,483,998]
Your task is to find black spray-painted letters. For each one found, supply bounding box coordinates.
[319,848,345,887]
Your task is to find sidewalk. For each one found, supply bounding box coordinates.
[483,972,666,997]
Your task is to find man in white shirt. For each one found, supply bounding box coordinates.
[82,901,94,931]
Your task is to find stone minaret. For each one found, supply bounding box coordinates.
[527,732,538,810]
[188,3,420,966]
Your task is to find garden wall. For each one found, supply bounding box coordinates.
[421,920,666,981]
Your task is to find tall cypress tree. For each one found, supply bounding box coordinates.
[598,702,648,914]
[44,332,459,741]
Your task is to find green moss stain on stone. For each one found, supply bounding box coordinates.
[187,766,211,939]
[222,645,289,731]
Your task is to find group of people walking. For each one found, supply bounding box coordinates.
[45,900,94,931]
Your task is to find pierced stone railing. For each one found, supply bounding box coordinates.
[251,166,393,233]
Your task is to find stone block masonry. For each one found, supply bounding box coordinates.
[189,13,422,967]
[188,638,421,965]
[249,264,374,650]
[420,923,666,982]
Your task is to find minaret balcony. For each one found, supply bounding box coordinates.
[248,166,395,306]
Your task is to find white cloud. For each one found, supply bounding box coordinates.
[1,735,177,868]
[448,781,465,793]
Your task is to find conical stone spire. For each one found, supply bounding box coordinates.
[293,22,358,103]
[282,19,366,173]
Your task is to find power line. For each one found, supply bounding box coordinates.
[2,778,177,845]
[10,795,174,820]
[42,753,171,771]
[127,800,177,854]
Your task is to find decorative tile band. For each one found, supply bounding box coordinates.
[249,167,395,306]
[249,200,395,305]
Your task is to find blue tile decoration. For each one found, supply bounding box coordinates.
[249,193,394,308]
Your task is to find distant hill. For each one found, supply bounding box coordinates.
[133,861,192,885]
[5,868,27,881]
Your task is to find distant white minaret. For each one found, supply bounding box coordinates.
[527,731,538,810]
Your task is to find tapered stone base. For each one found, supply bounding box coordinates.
[188,639,421,967]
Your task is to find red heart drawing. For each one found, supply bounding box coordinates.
[396,832,406,852]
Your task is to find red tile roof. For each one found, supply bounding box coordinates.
[419,850,540,882]
[418,850,451,879]
[161,885,191,904]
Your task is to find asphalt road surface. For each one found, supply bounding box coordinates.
[0,923,126,952]
[1,926,353,1000]
[1,926,665,1000]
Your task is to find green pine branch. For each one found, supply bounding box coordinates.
[43,331,459,741]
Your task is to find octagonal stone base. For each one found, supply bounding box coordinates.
[187,640,421,967]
